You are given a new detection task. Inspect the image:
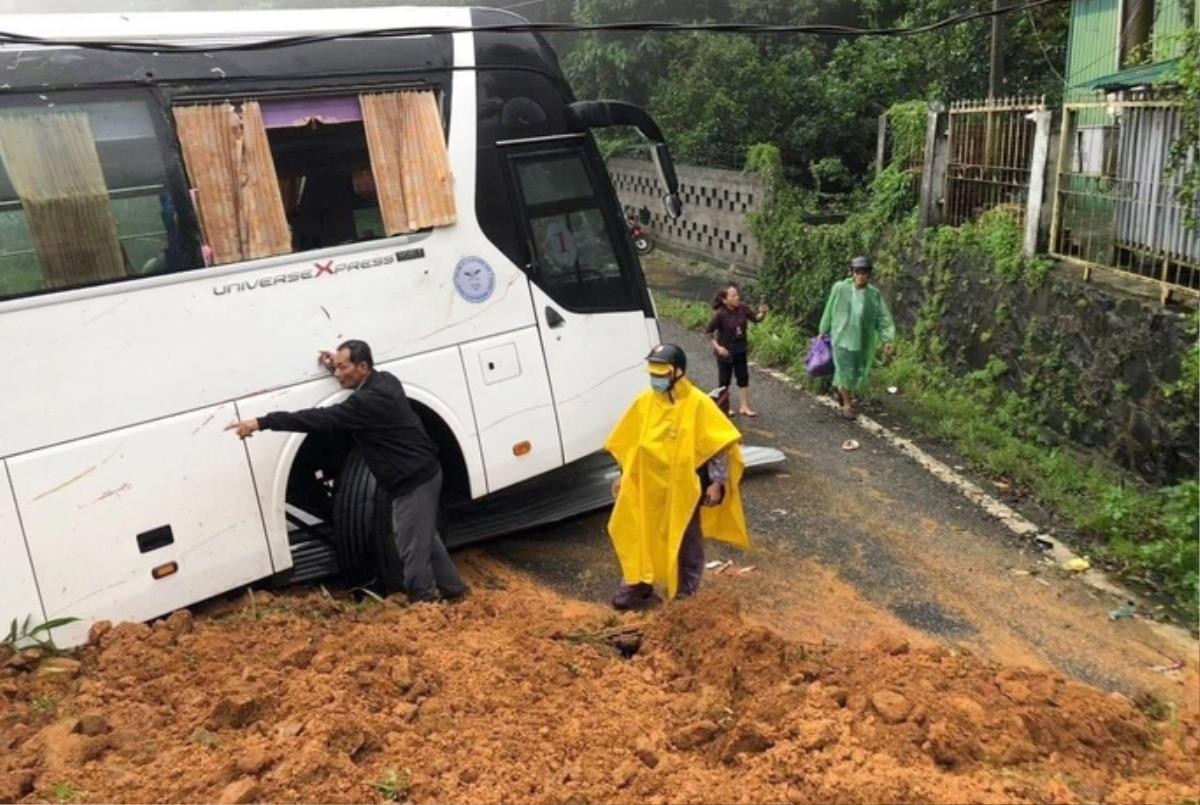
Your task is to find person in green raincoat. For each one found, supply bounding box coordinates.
[818,255,896,419]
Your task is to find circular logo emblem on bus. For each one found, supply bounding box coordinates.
[453,257,496,303]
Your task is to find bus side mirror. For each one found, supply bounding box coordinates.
[565,100,684,221]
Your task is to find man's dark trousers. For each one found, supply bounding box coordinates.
[389,468,466,602]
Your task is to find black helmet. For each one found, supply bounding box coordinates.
[647,343,687,374]
[850,255,873,272]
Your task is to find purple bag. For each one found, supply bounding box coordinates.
[805,334,833,377]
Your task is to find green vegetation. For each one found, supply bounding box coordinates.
[50,783,78,803]
[745,131,919,330]
[1165,25,1199,229]
[653,294,711,330]
[2,615,79,654]
[32,694,58,715]
[565,0,1068,183]
[875,346,1199,609]
[369,769,412,802]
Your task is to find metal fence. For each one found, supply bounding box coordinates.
[1050,96,1199,299]
[944,96,1045,228]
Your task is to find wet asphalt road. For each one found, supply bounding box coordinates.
[477,300,1197,706]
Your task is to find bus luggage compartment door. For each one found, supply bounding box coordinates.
[7,404,274,648]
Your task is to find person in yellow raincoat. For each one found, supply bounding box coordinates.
[605,343,749,609]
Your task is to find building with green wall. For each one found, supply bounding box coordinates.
[1064,0,1195,104]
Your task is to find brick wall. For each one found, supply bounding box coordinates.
[606,158,768,270]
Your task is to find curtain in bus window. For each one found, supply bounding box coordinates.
[360,91,456,233]
[0,110,125,288]
[173,102,290,264]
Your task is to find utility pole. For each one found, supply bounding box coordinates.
[986,0,1008,167]
[989,0,1008,98]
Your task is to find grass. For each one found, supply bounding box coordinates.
[652,293,712,331]
[50,783,78,803]
[31,695,57,715]
[2,615,79,654]
[369,769,411,802]
[873,345,1199,612]
[652,291,1200,616]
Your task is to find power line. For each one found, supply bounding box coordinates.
[0,0,1069,54]
[1026,7,1064,83]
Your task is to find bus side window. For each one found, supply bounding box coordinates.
[171,89,455,267]
[0,92,195,301]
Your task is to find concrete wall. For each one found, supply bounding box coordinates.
[883,251,1198,484]
[606,158,767,270]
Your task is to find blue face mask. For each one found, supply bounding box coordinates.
[650,375,672,393]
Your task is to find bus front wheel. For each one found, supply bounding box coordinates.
[330,450,393,588]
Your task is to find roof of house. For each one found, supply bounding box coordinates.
[1077,57,1181,90]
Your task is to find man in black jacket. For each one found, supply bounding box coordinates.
[226,339,467,603]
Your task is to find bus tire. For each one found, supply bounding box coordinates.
[330,449,390,587]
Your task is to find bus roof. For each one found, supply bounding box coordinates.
[0,7,479,48]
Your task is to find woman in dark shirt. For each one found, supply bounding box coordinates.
[706,283,768,416]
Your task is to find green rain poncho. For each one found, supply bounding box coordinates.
[818,278,896,393]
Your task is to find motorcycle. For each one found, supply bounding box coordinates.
[626,213,653,255]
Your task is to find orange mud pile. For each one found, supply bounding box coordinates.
[2,557,1197,804]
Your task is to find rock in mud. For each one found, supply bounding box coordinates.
[723,722,774,761]
[788,661,821,685]
[926,718,980,768]
[206,696,260,730]
[219,777,260,804]
[614,759,640,788]
[310,651,337,674]
[236,747,272,775]
[0,770,35,801]
[796,719,838,751]
[950,695,987,728]
[87,620,112,645]
[75,713,109,736]
[280,642,316,669]
[874,636,911,656]
[274,719,306,739]
[392,702,419,722]
[998,679,1032,705]
[870,690,912,724]
[387,656,415,691]
[634,738,659,768]
[671,720,720,750]
[43,726,111,766]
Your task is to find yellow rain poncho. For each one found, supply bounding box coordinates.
[604,376,749,599]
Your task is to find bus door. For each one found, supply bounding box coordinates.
[506,141,655,464]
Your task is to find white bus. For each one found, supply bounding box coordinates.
[0,7,696,647]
